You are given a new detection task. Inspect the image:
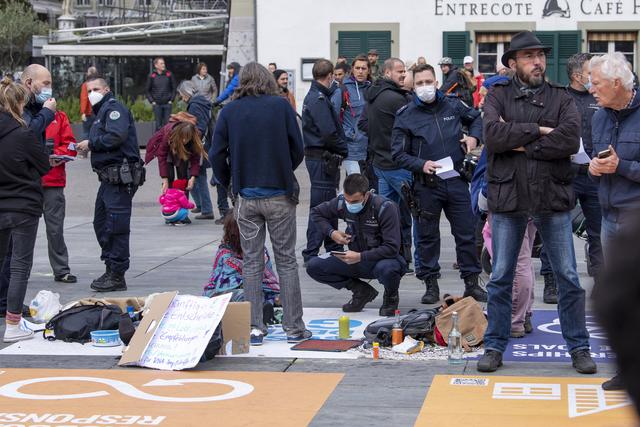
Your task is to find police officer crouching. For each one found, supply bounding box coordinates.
[392,64,485,304]
[306,174,406,316]
[76,76,145,292]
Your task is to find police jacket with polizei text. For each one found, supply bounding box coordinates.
[89,92,141,171]
[145,70,176,105]
[590,89,640,220]
[310,193,401,262]
[483,79,580,215]
[391,92,482,173]
[566,86,599,157]
[301,80,348,157]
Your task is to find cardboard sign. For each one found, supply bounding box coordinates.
[120,292,231,370]
[219,301,250,355]
[0,368,343,427]
[417,375,635,427]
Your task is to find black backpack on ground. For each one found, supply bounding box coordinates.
[44,303,122,343]
[364,308,439,346]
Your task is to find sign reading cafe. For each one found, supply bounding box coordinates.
[435,0,640,17]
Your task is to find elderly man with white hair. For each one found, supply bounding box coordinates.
[589,52,640,392]
[589,52,640,244]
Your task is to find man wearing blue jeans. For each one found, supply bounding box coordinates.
[479,31,595,374]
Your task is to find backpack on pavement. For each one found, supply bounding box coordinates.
[44,303,122,343]
[435,296,486,349]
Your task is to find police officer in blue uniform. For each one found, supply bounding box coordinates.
[301,59,349,264]
[77,76,145,292]
[392,64,486,304]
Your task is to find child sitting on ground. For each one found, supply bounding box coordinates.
[204,213,281,323]
[159,179,195,225]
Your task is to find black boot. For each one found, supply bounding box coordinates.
[379,290,399,317]
[602,374,625,391]
[543,273,558,304]
[90,266,111,289]
[92,271,127,292]
[463,274,487,302]
[421,276,440,304]
[342,279,378,312]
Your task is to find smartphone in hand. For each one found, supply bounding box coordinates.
[598,148,612,159]
[331,251,347,256]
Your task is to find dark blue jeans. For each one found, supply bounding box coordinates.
[374,167,420,267]
[302,159,341,261]
[191,168,213,215]
[153,103,172,131]
[484,211,590,354]
[93,183,135,274]
[0,213,39,314]
[306,254,406,292]
[414,177,480,280]
[540,173,603,276]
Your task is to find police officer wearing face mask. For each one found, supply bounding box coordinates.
[76,76,145,293]
[306,173,406,316]
[392,64,485,305]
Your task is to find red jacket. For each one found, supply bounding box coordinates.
[42,111,77,188]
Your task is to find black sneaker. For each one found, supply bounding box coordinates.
[195,213,215,220]
[524,312,533,333]
[379,290,399,317]
[463,274,487,302]
[477,350,503,372]
[421,276,440,304]
[543,273,558,304]
[287,329,313,343]
[91,272,127,292]
[602,374,625,391]
[571,349,597,374]
[54,273,77,283]
[342,280,378,312]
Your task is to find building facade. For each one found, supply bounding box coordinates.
[256,0,640,111]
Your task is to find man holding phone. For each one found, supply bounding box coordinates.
[588,52,640,391]
[305,174,406,316]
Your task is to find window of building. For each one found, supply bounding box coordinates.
[136,0,152,6]
[475,33,514,76]
[588,32,636,68]
[76,0,91,7]
[98,0,114,5]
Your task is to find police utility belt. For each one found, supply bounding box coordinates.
[305,147,343,177]
[95,159,146,186]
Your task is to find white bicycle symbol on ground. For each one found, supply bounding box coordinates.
[0,376,254,403]
[537,315,607,340]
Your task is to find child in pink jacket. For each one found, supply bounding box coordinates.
[159,179,195,224]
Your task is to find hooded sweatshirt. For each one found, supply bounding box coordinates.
[0,111,50,216]
[364,78,411,170]
[341,76,371,161]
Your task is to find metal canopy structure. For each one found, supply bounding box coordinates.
[49,15,226,43]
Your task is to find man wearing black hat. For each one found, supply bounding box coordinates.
[478,31,596,374]
[368,49,383,81]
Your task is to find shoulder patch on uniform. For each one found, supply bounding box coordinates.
[396,104,410,115]
[109,111,121,120]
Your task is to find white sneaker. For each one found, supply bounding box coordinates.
[3,323,35,343]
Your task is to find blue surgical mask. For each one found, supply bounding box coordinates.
[346,201,365,214]
[35,87,52,104]
[583,81,592,91]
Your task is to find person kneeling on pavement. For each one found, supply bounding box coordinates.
[306,173,406,316]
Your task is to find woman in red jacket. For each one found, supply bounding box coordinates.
[43,111,77,283]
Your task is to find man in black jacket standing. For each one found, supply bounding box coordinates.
[301,59,349,264]
[478,31,596,374]
[146,58,176,130]
[362,58,414,269]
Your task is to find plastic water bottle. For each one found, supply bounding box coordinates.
[448,311,464,365]
[391,310,403,346]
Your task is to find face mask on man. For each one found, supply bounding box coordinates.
[346,200,365,214]
[88,91,104,106]
[583,77,592,91]
[35,87,52,104]
[416,85,437,103]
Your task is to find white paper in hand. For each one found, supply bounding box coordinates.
[571,138,591,165]
[435,156,460,180]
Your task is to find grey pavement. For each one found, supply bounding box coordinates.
[0,152,616,426]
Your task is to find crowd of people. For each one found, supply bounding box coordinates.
[1,31,640,407]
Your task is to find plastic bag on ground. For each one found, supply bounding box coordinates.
[29,290,61,323]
